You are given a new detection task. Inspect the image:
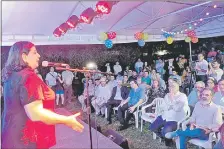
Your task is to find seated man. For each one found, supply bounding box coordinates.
[188,81,205,113]
[142,71,151,85]
[106,78,129,124]
[165,88,223,149]
[117,80,144,131]
[213,79,224,112]
[91,77,111,117]
[149,81,188,146]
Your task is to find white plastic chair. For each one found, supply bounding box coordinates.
[174,118,219,149]
[133,90,150,128]
[155,105,191,141]
[140,98,164,132]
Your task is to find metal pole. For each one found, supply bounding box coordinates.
[189,41,192,62]
[85,76,93,149]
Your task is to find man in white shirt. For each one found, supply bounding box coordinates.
[45,67,58,89]
[91,77,111,117]
[208,60,223,82]
[113,62,122,75]
[195,53,208,82]
[149,81,188,147]
[165,88,223,149]
[62,65,74,104]
[135,58,143,74]
[213,79,224,112]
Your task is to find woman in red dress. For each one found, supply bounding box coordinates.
[1,41,84,149]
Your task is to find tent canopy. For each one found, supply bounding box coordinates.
[2,1,224,45]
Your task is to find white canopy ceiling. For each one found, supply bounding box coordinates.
[2,1,224,46]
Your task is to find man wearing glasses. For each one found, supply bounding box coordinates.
[165,88,223,149]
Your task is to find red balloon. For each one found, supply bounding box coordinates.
[187,30,196,37]
[191,37,198,43]
[107,32,113,39]
[134,32,142,40]
[111,32,116,39]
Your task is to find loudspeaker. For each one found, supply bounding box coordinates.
[104,129,129,149]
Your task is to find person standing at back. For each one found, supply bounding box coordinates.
[45,67,58,91]
[62,65,74,104]
[195,53,208,82]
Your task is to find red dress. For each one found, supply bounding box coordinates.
[2,68,56,149]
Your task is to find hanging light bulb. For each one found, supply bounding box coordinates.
[206,12,209,15]
[213,5,217,8]
[200,18,203,21]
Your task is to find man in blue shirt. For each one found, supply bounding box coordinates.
[117,80,144,131]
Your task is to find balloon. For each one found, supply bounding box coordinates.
[99,32,108,41]
[185,37,191,43]
[143,33,149,40]
[166,37,173,44]
[107,32,113,39]
[111,32,116,39]
[191,37,198,43]
[105,39,113,48]
[187,30,196,37]
[138,40,145,47]
[135,32,143,40]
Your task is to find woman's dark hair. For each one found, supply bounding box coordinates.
[2,41,35,82]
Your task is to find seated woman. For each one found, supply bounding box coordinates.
[145,79,165,112]
[147,79,165,103]
[149,81,188,147]
[78,79,95,111]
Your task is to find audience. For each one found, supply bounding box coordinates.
[106,78,129,124]
[188,81,205,112]
[20,48,223,148]
[208,60,223,82]
[62,65,74,103]
[91,77,111,117]
[195,53,208,82]
[135,58,144,74]
[55,73,65,107]
[206,77,218,93]
[213,79,224,111]
[117,80,144,131]
[141,71,151,85]
[78,79,95,111]
[45,67,58,90]
[213,122,224,149]
[107,75,117,91]
[147,79,165,104]
[165,88,223,149]
[149,81,188,147]
[113,62,122,75]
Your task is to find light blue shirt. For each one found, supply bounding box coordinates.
[213,92,224,107]
[128,87,144,106]
[188,89,199,107]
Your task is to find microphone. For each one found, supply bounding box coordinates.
[42,61,69,67]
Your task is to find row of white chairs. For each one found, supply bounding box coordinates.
[105,95,221,149]
[140,98,220,149]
